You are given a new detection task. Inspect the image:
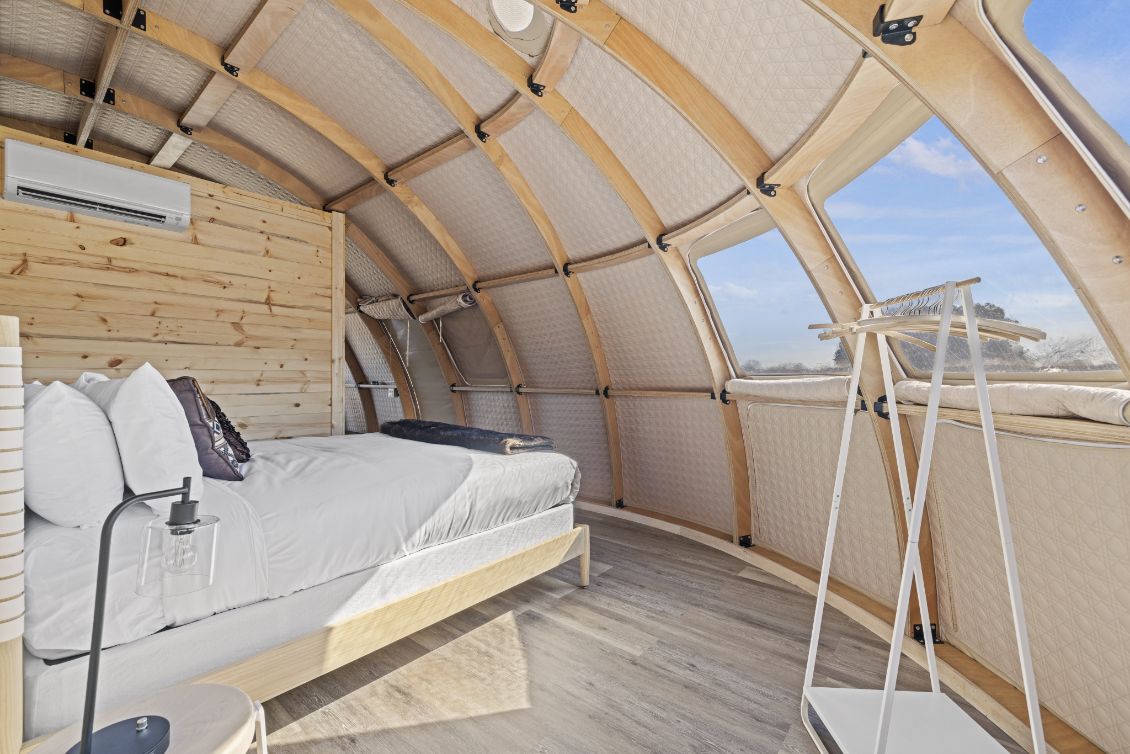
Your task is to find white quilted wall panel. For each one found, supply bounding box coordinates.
[0,78,83,129]
[346,311,406,427]
[177,142,301,204]
[370,0,516,118]
[500,108,645,261]
[211,88,371,200]
[0,0,108,79]
[345,238,397,299]
[465,390,522,434]
[344,385,365,433]
[258,0,461,166]
[605,0,859,159]
[408,148,554,280]
[557,40,744,228]
[347,193,463,293]
[531,394,612,502]
[115,34,211,112]
[743,402,902,605]
[488,277,596,389]
[912,419,1130,753]
[617,396,733,533]
[142,0,261,48]
[435,306,509,386]
[579,254,712,390]
[90,106,167,155]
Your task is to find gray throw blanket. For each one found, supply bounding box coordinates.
[381,419,555,455]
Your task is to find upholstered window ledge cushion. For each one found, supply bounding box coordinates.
[724,376,851,404]
[894,380,1130,426]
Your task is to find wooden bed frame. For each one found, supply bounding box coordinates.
[0,314,591,754]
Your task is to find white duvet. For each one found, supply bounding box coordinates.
[24,434,579,659]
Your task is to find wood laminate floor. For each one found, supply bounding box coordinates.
[263,511,1021,753]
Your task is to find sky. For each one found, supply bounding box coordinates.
[698,2,1127,371]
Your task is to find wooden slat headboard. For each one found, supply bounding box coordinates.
[0,131,345,441]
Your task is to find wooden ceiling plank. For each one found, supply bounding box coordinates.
[224,0,309,72]
[179,73,240,131]
[149,131,194,168]
[528,21,581,94]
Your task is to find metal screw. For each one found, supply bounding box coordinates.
[888,22,900,31]
[136,717,149,732]
[1075,203,1087,213]
[1036,154,1048,165]
[904,33,914,43]
[1114,256,1124,265]
[907,19,918,27]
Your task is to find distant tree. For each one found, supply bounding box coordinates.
[740,359,762,374]
[1031,335,1116,371]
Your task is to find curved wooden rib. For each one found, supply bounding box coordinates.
[331,0,621,500]
[0,51,467,424]
[396,0,750,539]
[67,3,536,432]
[344,341,380,431]
[345,283,416,421]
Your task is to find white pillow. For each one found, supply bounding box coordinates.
[76,364,203,514]
[23,382,125,527]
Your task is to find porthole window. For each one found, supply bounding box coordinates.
[488,0,552,57]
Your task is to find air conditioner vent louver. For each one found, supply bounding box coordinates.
[3,139,191,231]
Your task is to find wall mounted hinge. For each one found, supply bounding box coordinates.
[719,388,731,405]
[614,498,625,508]
[913,623,942,645]
[222,61,240,77]
[655,234,670,252]
[474,123,490,142]
[178,124,193,136]
[873,4,923,46]
[383,171,398,188]
[63,132,94,149]
[526,75,546,97]
[738,535,753,548]
[756,173,779,198]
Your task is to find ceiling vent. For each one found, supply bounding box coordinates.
[488,0,552,57]
[3,139,191,232]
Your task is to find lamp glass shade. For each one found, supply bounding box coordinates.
[136,515,219,597]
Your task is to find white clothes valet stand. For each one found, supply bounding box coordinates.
[800,278,1048,754]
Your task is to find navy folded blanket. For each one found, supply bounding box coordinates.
[381,419,555,455]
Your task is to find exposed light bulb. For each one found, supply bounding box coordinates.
[162,532,198,574]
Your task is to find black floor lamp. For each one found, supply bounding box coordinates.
[67,478,219,754]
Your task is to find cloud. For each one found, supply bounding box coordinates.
[709,281,758,301]
[888,136,982,179]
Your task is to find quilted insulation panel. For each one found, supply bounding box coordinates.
[911,418,1130,753]
[0,0,108,79]
[177,142,301,204]
[142,0,261,48]
[605,0,860,159]
[345,238,397,300]
[487,277,597,390]
[347,192,463,293]
[0,78,83,130]
[259,0,461,166]
[742,403,902,606]
[579,254,712,390]
[557,39,744,229]
[617,396,733,533]
[465,390,523,434]
[345,310,406,428]
[531,394,612,502]
[116,34,211,113]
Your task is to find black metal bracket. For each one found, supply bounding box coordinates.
[562,262,573,277]
[449,383,458,392]
[756,173,779,198]
[383,171,398,188]
[719,388,731,405]
[102,0,145,29]
[78,79,115,106]
[556,0,580,12]
[873,4,923,46]
[178,124,193,136]
[602,385,611,399]
[471,281,482,293]
[614,498,625,509]
[474,123,490,142]
[222,61,240,77]
[655,235,671,252]
[515,383,525,395]
[709,390,717,400]
[526,75,546,97]
[913,623,942,646]
[874,393,890,420]
[738,535,753,548]
[63,132,94,149]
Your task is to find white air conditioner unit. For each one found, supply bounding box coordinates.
[3,139,191,231]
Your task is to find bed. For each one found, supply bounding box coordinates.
[17,432,587,742]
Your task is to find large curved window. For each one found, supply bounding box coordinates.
[823,117,1116,376]
[695,226,846,376]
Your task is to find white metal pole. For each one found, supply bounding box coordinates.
[802,330,868,691]
[961,287,1046,754]
[873,283,957,754]
[876,333,940,694]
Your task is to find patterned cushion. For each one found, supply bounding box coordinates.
[167,377,244,481]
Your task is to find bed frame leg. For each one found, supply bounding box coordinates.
[578,524,590,588]
[254,700,269,754]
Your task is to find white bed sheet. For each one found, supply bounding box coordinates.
[25,504,575,740]
[23,434,580,659]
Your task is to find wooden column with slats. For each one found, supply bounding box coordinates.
[0,315,23,754]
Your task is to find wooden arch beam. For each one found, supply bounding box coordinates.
[330,0,623,501]
[394,0,751,539]
[58,1,537,432]
[0,51,467,424]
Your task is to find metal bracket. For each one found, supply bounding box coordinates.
[873,4,923,46]
[738,535,753,548]
[913,623,942,646]
[514,383,526,395]
[614,498,624,509]
[383,171,398,188]
[474,123,490,142]
[102,0,145,29]
[63,132,94,149]
[756,173,779,198]
[471,281,482,293]
[874,393,890,420]
[78,79,115,106]
[222,61,240,77]
[602,385,611,399]
[655,235,671,252]
[562,262,573,277]
[526,75,546,97]
[178,124,193,136]
[719,388,731,406]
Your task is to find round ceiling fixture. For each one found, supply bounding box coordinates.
[488,0,551,56]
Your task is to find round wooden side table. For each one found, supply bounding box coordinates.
[31,684,267,754]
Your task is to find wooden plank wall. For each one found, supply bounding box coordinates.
[0,130,344,441]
